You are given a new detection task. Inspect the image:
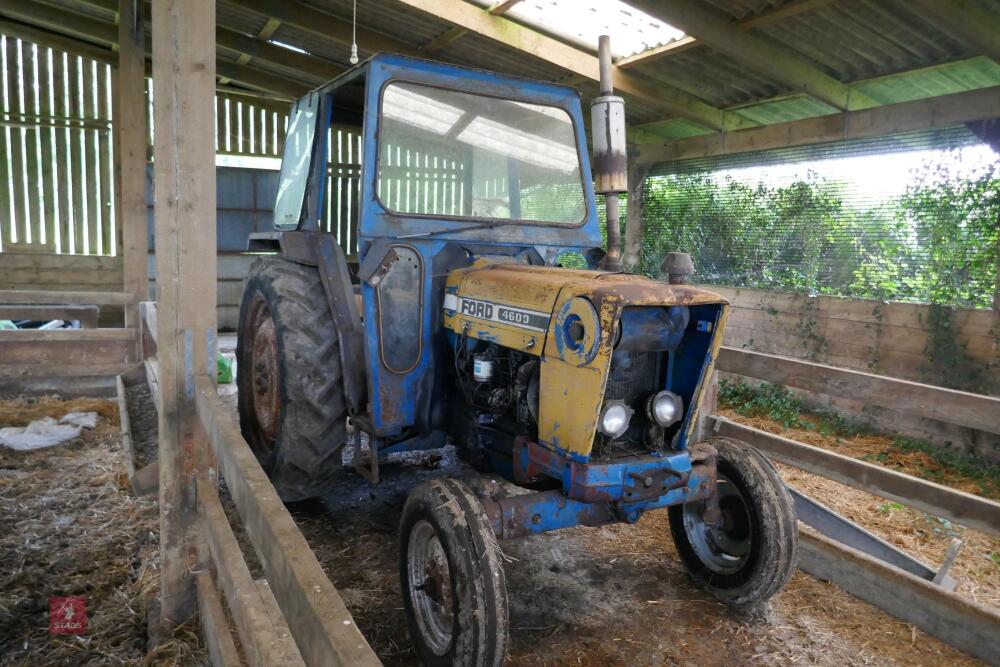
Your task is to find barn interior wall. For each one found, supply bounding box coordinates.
[710,285,1000,459]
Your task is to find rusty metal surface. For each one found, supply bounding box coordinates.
[312,233,368,415]
[247,295,280,448]
[479,441,715,540]
[442,260,730,457]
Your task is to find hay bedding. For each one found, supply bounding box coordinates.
[279,449,982,667]
[0,396,205,666]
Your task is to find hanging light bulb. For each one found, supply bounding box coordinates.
[349,0,359,65]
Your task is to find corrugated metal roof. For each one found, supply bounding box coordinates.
[5,0,999,141]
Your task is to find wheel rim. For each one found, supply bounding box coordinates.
[406,520,454,656]
[247,295,280,454]
[682,473,753,575]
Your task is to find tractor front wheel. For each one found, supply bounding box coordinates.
[399,478,509,666]
[668,437,797,607]
[236,256,347,502]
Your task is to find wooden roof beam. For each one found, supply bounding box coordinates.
[422,0,524,53]
[215,61,308,99]
[617,0,834,69]
[1,0,116,46]
[256,18,282,41]
[1,0,320,97]
[911,0,1000,64]
[395,0,743,131]
[489,0,524,15]
[215,27,343,82]
[627,0,878,111]
[76,0,343,81]
[635,85,1000,164]
[422,25,467,53]
[232,0,422,57]
[0,17,114,63]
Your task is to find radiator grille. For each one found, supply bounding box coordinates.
[604,351,661,407]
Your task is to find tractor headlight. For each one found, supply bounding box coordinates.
[598,401,633,439]
[648,390,683,427]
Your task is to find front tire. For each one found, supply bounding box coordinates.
[399,479,509,667]
[236,256,347,502]
[668,437,797,607]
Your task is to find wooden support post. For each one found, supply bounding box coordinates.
[623,162,649,273]
[117,0,148,362]
[152,0,218,629]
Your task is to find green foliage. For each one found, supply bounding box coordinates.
[877,501,905,514]
[892,436,1000,498]
[720,380,1000,499]
[718,379,807,428]
[640,151,999,308]
[718,378,863,435]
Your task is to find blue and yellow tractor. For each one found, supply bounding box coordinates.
[237,49,797,666]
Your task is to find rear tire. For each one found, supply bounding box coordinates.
[668,437,797,607]
[399,478,509,667]
[236,256,347,501]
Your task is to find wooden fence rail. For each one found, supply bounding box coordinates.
[133,302,378,666]
[194,375,381,667]
[717,346,1000,435]
[711,344,1000,663]
[799,529,1000,665]
[711,416,1000,538]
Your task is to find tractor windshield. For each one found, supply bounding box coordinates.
[377,81,587,225]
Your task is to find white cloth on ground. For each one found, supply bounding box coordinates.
[0,412,98,451]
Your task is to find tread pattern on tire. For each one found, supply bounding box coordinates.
[399,478,509,667]
[669,436,798,607]
[237,256,347,501]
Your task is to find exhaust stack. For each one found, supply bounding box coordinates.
[591,35,627,272]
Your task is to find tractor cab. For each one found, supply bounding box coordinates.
[239,52,796,666]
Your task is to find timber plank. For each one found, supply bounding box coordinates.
[68,54,86,254]
[722,323,998,394]
[0,338,129,366]
[0,305,98,327]
[0,40,11,246]
[780,384,1000,464]
[96,63,113,255]
[707,285,999,337]
[52,49,73,253]
[0,362,128,378]
[116,370,138,482]
[717,347,1000,434]
[22,45,42,248]
[727,306,997,358]
[0,268,124,290]
[0,328,135,342]
[0,251,122,271]
[799,528,1000,665]
[38,46,58,251]
[83,57,101,255]
[195,571,242,667]
[0,289,130,305]
[8,39,29,246]
[195,377,380,667]
[197,478,306,667]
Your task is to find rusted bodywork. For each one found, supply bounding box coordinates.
[443,260,729,459]
[248,52,735,545]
